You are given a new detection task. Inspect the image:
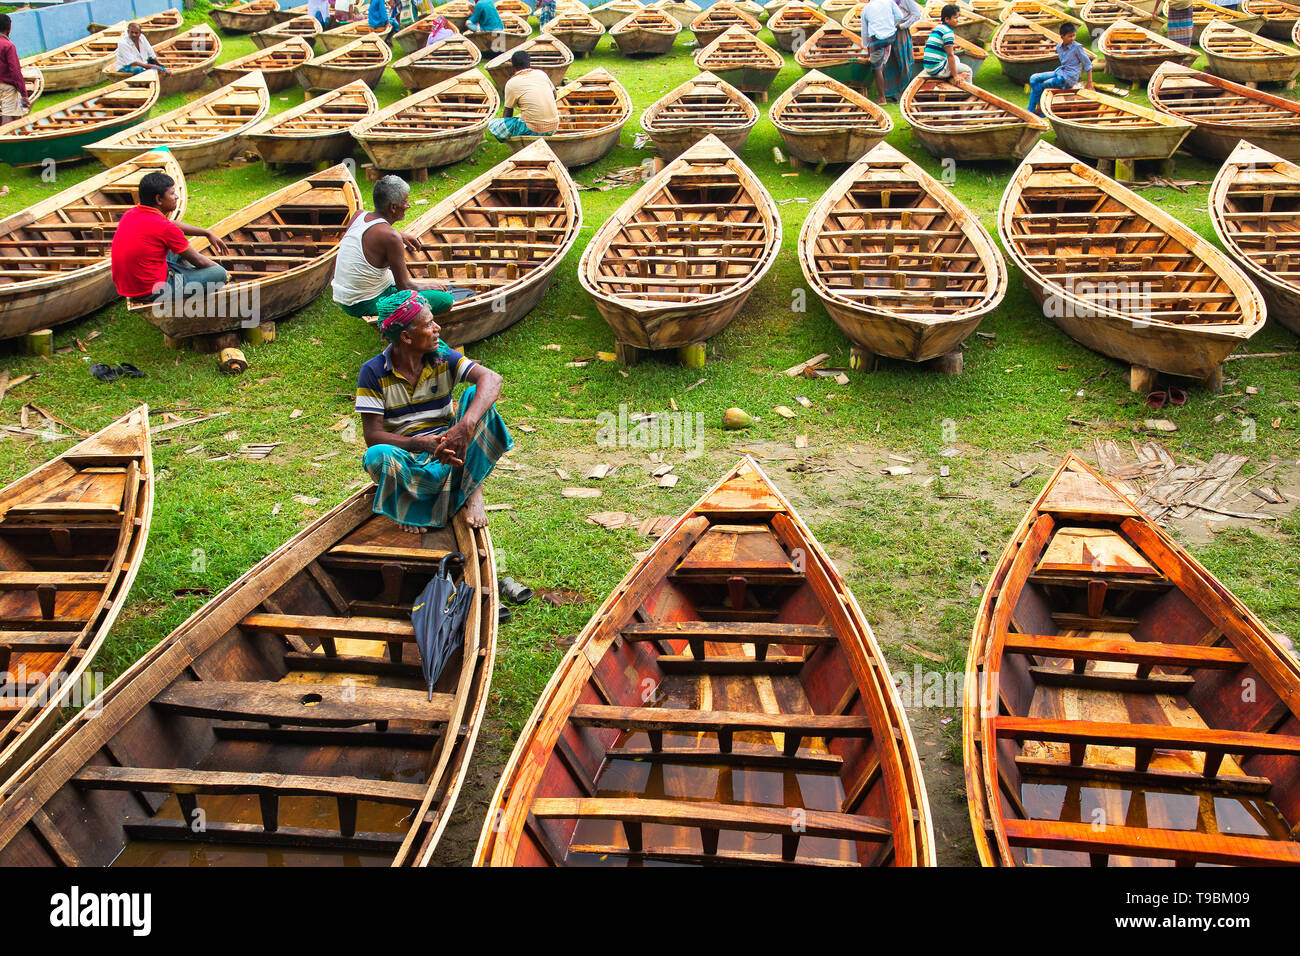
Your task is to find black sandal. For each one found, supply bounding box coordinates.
[499,577,533,605]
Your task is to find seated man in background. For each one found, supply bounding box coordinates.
[488,50,558,141]
[114,21,167,75]
[358,290,512,532]
[369,0,401,42]
[465,0,503,35]
[424,12,456,45]
[1027,21,1093,115]
[921,5,973,82]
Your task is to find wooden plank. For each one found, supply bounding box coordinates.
[123,819,406,851]
[1015,755,1274,795]
[567,843,860,867]
[240,612,415,642]
[153,680,452,726]
[73,765,429,805]
[655,654,805,675]
[610,746,844,773]
[1004,817,1300,865]
[621,620,836,645]
[1005,633,1247,669]
[570,703,874,738]
[995,715,1300,759]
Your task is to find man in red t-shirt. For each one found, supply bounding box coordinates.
[0,15,30,124]
[110,171,230,305]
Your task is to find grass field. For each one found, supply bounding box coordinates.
[2,1,1299,863]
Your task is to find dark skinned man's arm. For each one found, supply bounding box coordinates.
[360,363,503,466]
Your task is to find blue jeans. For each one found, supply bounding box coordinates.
[312,10,329,25]
[1028,68,1073,114]
[489,116,540,141]
[159,251,228,299]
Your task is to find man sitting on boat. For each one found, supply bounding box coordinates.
[369,0,402,42]
[357,289,511,532]
[465,0,504,35]
[0,15,29,123]
[920,4,973,82]
[488,50,559,141]
[1027,20,1093,115]
[333,175,454,320]
[114,21,168,75]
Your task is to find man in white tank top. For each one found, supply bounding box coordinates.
[332,175,453,319]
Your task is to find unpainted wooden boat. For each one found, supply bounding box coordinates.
[970,0,1011,16]
[1182,0,1265,41]
[211,0,281,33]
[476,456,936,868]
[253,15,324,50]
[999,0,1083,29]
[770,69,892,166]
[1149,61,1300,160]
[272,3,310,24]
[211,36,313,93]
[320,20,384,52]
[248,79,378,166]
[691,0,762,46]
[399,139,582,344]
[992,14,1060,85]
[499,0,533,17]
[922,0,1000,41]
[902,74,1047,161]
[435,0,477,30]
[102,24,221,96]
[1078,0,1164,34]
[579,134,779,357]
[20,23,123,92]
[543,9,606,54]
[641,72,758,161]
[999,140,1266,383]
[485,35,573,90]
[1209,139,1300,337]
[792,22,867,88]
[908,18,989,75]
[820,0,858,22]
[693,26,783,98]
[0,72,159,167]
[800,140,1006,369]
[649,0,704,27]
[87,71,270,174]
[768,0,830,50]
[22,68,42,110]
[732,0,767,18]
[465,11,532,52]
[1201,19,1300,86]
[296,35,392,91]
[1097,19,1195,83]
[130,164,362,339]
[0,483,496,867]
[966,454,1300,867]
[1243,0,1300,38]
[137,7,185,43]
[392,34,482,90]
[351,69,498,172]
[592,0,645,29]
[610,7,681,53]
[1040,86,1193,160]
[505,67,631,168]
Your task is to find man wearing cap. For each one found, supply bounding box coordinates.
[357,289,512,532]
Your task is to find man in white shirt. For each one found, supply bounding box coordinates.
[114,22,166,75]
[859,0,903,104]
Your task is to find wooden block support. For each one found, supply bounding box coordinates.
[162,334,186,350]
[1114,157,1136,183]
[24,329,53,357]
[849,345,876,373]
[1203,364,1224,394]
[678,342,706,369]
[242,322,276,346]
[615,342,645,366]
[219,348,249,375]
[932,350,963,376]
[1129,364,1158,394]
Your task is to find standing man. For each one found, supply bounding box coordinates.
[465,0,504,35]
[880,0,923,100]
[114,21,167,75]
[488,50,558,140]
[0,15,30,124]
[921,4,973,81]
[860,0,904,104]
[1166,0,1194,47]
[308,0,332,28]
[1027,21,1093,115]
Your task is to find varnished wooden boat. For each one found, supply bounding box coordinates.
[999,0,1083,29]
[1201,19,1300,86]
[392,35,482,90]
[580,135,779,356]
[435,0,477,30]
[1244,0,1300,38]
[1210,139,1300,337]
[465,11,532,51]
[506,67,630,167]
[1180,0,1265,42]
[249,79,378,166]
[693,26,783,98]
[611,7,681,53]
[22,68,42,111]
[793,22,866,87]
[296,35,392,91]
[0,150,184,339]
[544,9,606,54]
[137,8,185,43]
[320,20,384,51]
[102,24,221,96]
[902,75,1047,161]
[0,407,152,788]
[131,164,362,339]
[649,0,704,27]
[592,0,645,29]
[87,71,269,174]
[1097,19,1195,83]
[485,35,573,90]
[769,0,829,50]
[992,14,1060,85]
[476,456,935,868]
[20,23,122,92]
[641,72,758,161]
[211,0,281,33]
[398,139,581,344]
[352,70,497,172]
[691,1,762,46]
[500,0,533,17]
[0,72,159,167]
[908,18,989,75]
[211,36,313,93]
[0,484,496,867]
[770,70,892,165]
[1040,86,1193,160]
[999,140,1265,383]
[966,454,1300,867]
[1149,61,1300,159]
[921,1,1000,43]
[1078,0,1164,34]
[253,15,324,50]
[800,140,1006,368]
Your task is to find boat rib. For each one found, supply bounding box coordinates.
[210,36,313,93]
[392,35,482,91]
[1039,86,1193,160]
[21,68,42,110]
[770,69,893,166]
[641,72,759,161]
[692,25,784,98]
[1201,19,1300,86]
[1149,60,1300,159]
[0,71,159,167]
[351,69,498,172]
[992,14,1061,84]
[248,79,378,166]
[102,23,222,96]
[1097,19,1195,83]
[506,67,630,168]
[1078,0,1164,34]
[295,35,392,91]
[901,74,1047,161]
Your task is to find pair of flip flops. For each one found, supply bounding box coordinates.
[1146,388,1187,409]
[89,362,145,383]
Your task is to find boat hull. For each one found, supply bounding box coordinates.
[998,52,1057,84]
[646,124,752,160]
[710,64,780,94]
[778,125,889,165]
[508,126,622,167]
[1104,50,1196,82]
[88,133,250,173]
[548,28,603,53]
[356,128,488,171]
[0,121,142,165]
[1047,119,1190,160]
[612,30,677,53]
[212,64,301,92]
[250,130,358,165]
[33,57,114,93]
[1204,51,1300,84]
[394,63,472,88]
[104,62,213,96]
[911,124,1043,161]
[212,8,279,32]
[296,63,388,91]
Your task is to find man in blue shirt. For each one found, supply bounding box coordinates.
[466,0,504,34]
[1027,21,1094,115]
[369,0,402,42]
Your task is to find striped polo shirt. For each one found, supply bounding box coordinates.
[355,343,476,437]
[922,23,955,74]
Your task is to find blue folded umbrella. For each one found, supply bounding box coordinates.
[410,552,474,700]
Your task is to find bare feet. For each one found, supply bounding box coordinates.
[400,523,424,534]
[464,486,489,528]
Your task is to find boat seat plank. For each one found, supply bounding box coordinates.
[996,716,1300,762]
[609,746,844,772]
[621,620,836,644]
[72,765,429,805]
[1004,817,1300,865]
[152,680,451,726]
[570,703,873,737]
[1004,633,1247,669]
[567,842,861,867]
[123,819,406,851]
[0,572,110,590]
[1015,756,1274,795]
[655,653,806,675]
[240,612,416,642]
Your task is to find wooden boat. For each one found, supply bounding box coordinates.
[793,22,867,86]
[21,68,42,111]
[1079,0,1164,33]
[273,3,310,24]
[435,0,477,30]
[1040,87,1192,161]
[998,140,1265,384]
[999,0,1083,29]
[770,69,892,165]
[691,1,762,46]
[1244,0,1300,38]
[211,0,281,33]
[641,72,758,161]
[102,24,221,96]
[0,484,496,867]
[465,11,532,51]
[799,140,1005,370]
[908,18,989,75]
[693,26,783,99]
[506,67,630,167]
[1097,20,1195,83]
[0,407,152,787]
[131,165,362,339]
[970,0,1011,15]
[763,0,794,19]
[649,0,704,27]
[393,140,580,343]
[611,7,681,53]
[19,23,122,92]
[592,0,645,29]
[965,454,1300,868]
[351,70,498,172]
[1182,0,1265,41]
[733,0,767,18]
[394,16,446,55]
[768,0,829,50]
[253,15,324,50]
[475,456,935,868]
[902,75,1047,161]
[543,9,606,54]
[0,72,159,167]
[87,71,269,174]
[211,36,313,94]
[992,14,1061,85]
[485,35,573,90]
[248,79,378,166]
[1149,61,1300,159]
[0,150,184,339]
[922,0,1000,41]
[296,35,392,91]
[320,20,383,52]
[137,8,185,43]
[820,0,858,21]
[579,135,778,358]
[1201,20,1300,86]
[392,35,482,91]
[500,0,533,16]
[1209,140,1300,337]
